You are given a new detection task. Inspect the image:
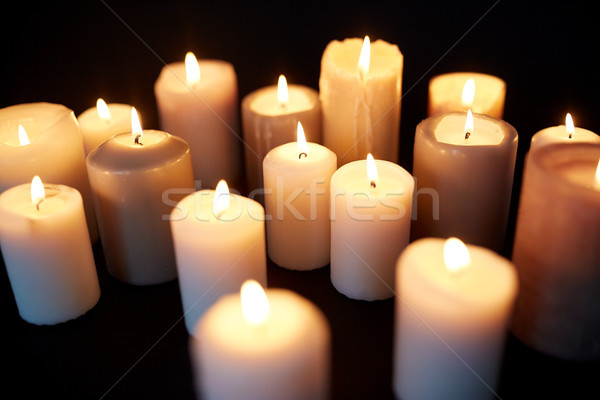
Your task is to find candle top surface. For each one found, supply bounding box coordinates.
[429,72,505,114]
[0,182,81,219]
[263,141,336,172]
[531,125,600,150]
[248,84,317,116]
[332,158,413,194]
[154,59,235,94]
[434,113,504,145]
[323,37,403,77]
[77,103,132,133]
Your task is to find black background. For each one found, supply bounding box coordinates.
[1,1,599,399]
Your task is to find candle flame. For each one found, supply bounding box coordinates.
[240,279,270,326]
[213,179,230,217]
[31,176,45,208]
[443,237,471,273]
[18,125,30,146]
[565,113,575,139]
[595,159,600,190]
[131,107,143,142]
[96,98,111,121]
[464,109,474,139]
[297,121,309,159]
[461,79,475,109]
[366,153,378,189]
[185,51,201,85]
[358,35,371,79]
[277,74,289,107]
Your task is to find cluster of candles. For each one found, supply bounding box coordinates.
[0,35,598,400]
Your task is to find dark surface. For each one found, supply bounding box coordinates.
[1,1,599,399]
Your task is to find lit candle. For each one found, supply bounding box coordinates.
[530,112,600,151]
[77,98,133,155]
[394,237,517,400]
[411,110,518,252]
[262,122,336,270]
[154,51,242,189]
[86,108,194,285]
[0,102,98,242]
[170,180,267,334]
[190,280,330,400]
[319,36,403,165]
[427,72,506,118]
[330,153,414,300]
[0,176,100,325]
[511,142,600,361]
[242,74,321,194]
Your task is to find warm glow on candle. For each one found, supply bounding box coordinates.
[443,237,471,273]
[565,113,575,139]
[240,279,270,326]
[461,79,475,108]
[213,179,230,217]
[96,98,111,122]
[277,74,289,107]
[31,175,45,208]
[131,107,143,143]
[185,51,201,85]
[464,109,474,139]
[366,153,378,189]
[18,125,30,146]
[358,35,370,79]
[595,159,600,190]
[297,121,309,159]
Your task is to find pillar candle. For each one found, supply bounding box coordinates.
[530,113,600,151]
[263,122,336,270]
[427,72,506,118]
[0,102,98,242]
[411,111,518,252]
[190,280,330,400]
[154,51,242,189]
[242,74,320,194]
[0,177,100,325]
[319,36,403,166]
[170,180,267,334]
[511,143,600,361]
[394,237,517,400]
[330,154,414,300]
[77,98,132,155]
[86,109,194,285]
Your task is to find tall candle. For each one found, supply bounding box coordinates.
[154,51,242,189]
[394,237,517,400]
[242,74,320,194]
[170,180,267,334]
[320,36,403,165]
[0,177,100,325]
[411,111,518,252]
[262,122,336,270]
[530,113,600,151]
[511,143,600,361]
[330,154,414,300]
[190,280,330,400]
[77,98,132,155]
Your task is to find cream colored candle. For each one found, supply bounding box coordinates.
[530,113,600,151]
[412,111,518,252]
[319,36,403,165]
[154,51,242,189]
[0,177,100,325]
[263,122,336,270]
[170,181,267,334]
[428,72,506,118]
[77,98,132,155]
[0,102,98,242]
[86,109,194,285]
[330,154,414,300]
[511,143,600,361]
[242,75,320,194]
[394,237,517,400]
[190,280,330,400]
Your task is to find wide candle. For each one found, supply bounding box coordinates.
[320,36,403,165]
[263,122,336,270]
[154,51,242,189]
[411,110,518,252]
[77,98,132,155]
[0,177,100,325]
[394,237,517,400]
[86,108,194,285]
[190,280,330,400]
[330,154,414,300]
[530,113,600,151]
[170,180,267,334]
[511,142,600,361]
[242,74,320,194]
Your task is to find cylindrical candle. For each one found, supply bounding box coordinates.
[530,113,600,151]
[411,111,518,252]
[77,99,132,155]
[511,143,600,361]
[330,155,414,300]
[319,36,403,165]
[0,179,100,325]
[394,238,517,400]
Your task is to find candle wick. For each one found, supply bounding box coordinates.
[36,198,44,211]
[134,134,143,146]
[370,181,376,189]
[568,133,573,139]
[298,152,307,160]
[465,131,471,139]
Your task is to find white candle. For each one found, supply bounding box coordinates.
[154,51,242,189]
[170,180,267,334]
[77,98,132,155]
[262,122,336,270]
[412,111,518,252]
[530,113,600,151]
[190,280,330,400]
[86,108,195,285]
[0,177,100,325]
[319,36,403,165]
[242,74,320,194]
[330,154,414,300]
[0,102,98,242]
[394,237,517,400]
